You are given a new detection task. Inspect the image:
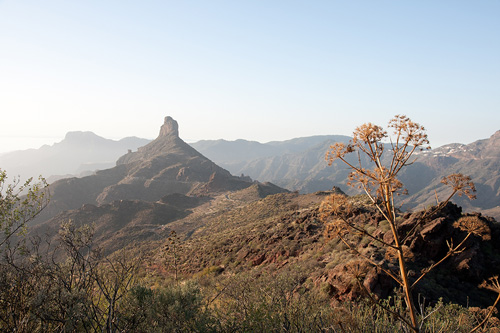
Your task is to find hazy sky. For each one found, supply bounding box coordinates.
[1,1,499,153]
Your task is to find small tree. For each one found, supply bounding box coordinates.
[0,169,48,331]
[0,169,49,252]
[320,115,480,332]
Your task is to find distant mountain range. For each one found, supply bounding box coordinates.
[1,134,351,184]
[2,121,499,221]
[0,132,150,182]
[404,131,500,218]
[192,131,500,220]
[190,135,351,173]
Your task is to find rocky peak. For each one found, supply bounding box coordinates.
[158,116,179,138]
[63,131,103,143]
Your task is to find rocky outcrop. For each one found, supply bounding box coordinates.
[159,116,179,138]
[316,202,500,307]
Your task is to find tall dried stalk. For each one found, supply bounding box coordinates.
[321,115,477,332]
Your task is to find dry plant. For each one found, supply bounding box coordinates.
[320,115,482,332]
[471,276,500,332]
[164,230,182,284]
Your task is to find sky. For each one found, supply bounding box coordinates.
[1,0,499,153]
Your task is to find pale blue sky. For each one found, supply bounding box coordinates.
[1,1,499,153]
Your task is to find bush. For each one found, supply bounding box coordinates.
[119,281,218,332]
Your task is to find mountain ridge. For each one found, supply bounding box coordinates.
[192,130,500,220]
[3,121,499,221]
[0,131,150,181]
[32,116,286,226]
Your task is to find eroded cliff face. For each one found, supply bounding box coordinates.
[159,116,179,138]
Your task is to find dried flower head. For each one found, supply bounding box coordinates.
[323,221,336,239]
[347,167,405,199]
[441,173,477,200]
[345,259,369,280]
[453,216,491,240]
[353,123,387,145]
[480,276,500,293]
[319,193,352,221]
[347,169,373,191]
[164,230,180,252]
[323,219,349,240]
[325,142,355,165]
[388,114,430,150]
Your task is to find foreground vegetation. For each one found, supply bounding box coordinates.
[2,178,499,331]
[1,230,498,332]
[1,115,500,332]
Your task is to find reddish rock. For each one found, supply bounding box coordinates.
[251,254,266,266]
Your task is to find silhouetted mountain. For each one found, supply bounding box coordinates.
[33,117,287,225]
[0,132,150,181]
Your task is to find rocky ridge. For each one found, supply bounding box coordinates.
[29,117,288,254]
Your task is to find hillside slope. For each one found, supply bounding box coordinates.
[139,190,500,309]
[31,182,286,256]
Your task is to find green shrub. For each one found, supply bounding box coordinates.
[119,281,218,332]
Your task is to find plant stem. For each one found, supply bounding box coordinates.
[470,292,500,332]
[384,185,418,332]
